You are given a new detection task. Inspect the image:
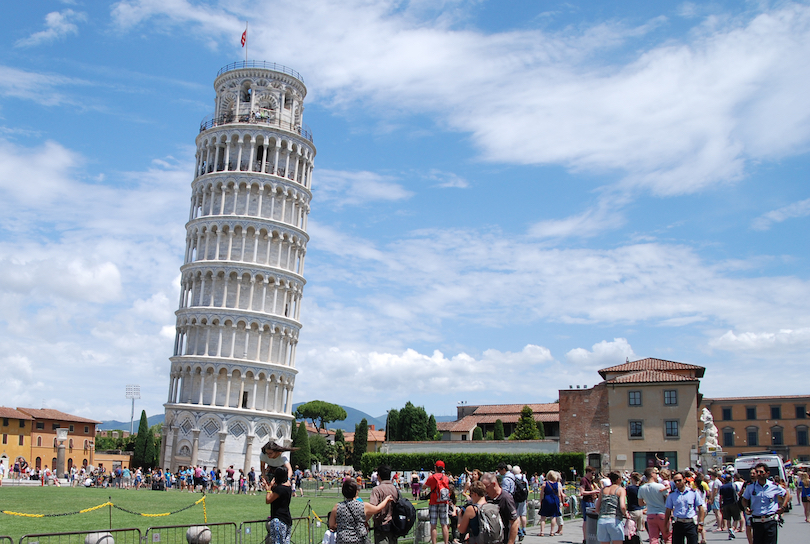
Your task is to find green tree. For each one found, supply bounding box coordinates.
[143,427,156,469]
[335,429,346,464]
[353,418,369,469]
[132,411,149,468]
[473,426,484,440]
[494,419,505,440]
[427,415,438,441]
[386,409,400,441]
[309,434,328,463]
[294,400,348,434]
[512,405,540,440]
[535,419,546,439]
[291,421,311,469]
[399,402,429,441]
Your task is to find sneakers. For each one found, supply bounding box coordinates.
[728,530,736,540]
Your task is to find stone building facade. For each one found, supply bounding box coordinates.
[161,61,315,473]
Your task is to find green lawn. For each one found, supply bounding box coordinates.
[0,486,430,542]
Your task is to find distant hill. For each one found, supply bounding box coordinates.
[98,414,164,431]
[99,407,451,433]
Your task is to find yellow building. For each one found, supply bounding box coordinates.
[1,407,34,471]
[701,395,810,463]
[17,408,101,473]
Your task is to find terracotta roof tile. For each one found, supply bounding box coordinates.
[16,408,101,424]
[703,395,810,402]
[599,358,705,378]
[0,407,33,420]
[472,403,559,415]
[437,410,559,434]
[604,370,699,384]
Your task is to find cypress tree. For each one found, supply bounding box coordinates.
[143,427,156,469]
[472,426,484,441]
[291,421,311,470]
[427,415,438,441]
[353,418,368,469]
[132,410,149,468]
[494,419,505,440]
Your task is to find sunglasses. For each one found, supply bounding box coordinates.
[673,478,684,483]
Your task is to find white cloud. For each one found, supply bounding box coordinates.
[426,169,469,189]
[751,197,810,230]
[111,2,810,196]
[565,338,636,370]
[529,193,629,239]
[16,10,87,48]
[314,169,413,206]
[709,328,810,352]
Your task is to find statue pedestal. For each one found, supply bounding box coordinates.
[698,445,724,471]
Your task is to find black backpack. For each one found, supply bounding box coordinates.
[512,477,528,503]
[382,489,417,537]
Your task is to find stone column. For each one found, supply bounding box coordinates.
[190,429,201,466]
[243,435,254,476]
[171,426,181,471]
[216,431,228,470]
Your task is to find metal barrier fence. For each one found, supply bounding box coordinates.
[19,528,141,544]
[0,536,13,544]
[239,516,312,544]
[144,523,237,544]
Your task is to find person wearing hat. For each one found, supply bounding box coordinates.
[423,460,451,544]
[260,439,296,488]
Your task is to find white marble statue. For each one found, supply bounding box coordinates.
[700,407,720,449]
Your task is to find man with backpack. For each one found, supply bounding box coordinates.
[482,472,519,544]
[371,465,401,544]
[423,460,452,544]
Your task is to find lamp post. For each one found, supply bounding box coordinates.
[126,385,140,435]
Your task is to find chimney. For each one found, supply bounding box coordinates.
[369,425,375,431]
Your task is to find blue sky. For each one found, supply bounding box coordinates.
[1,1,809,422]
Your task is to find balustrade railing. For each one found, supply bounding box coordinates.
[217,61,304,82]
[200,112,313,142]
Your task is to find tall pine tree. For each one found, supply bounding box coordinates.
[132,410,149,468]
[494,419,505,440]
[143,427,156,469]
[335,428,346,464]
[472,426,484,440]
[386,409,400,441]
[512,405,540,440]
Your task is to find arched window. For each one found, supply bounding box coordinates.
[68,458,73,470]
[84,439,89,450]
[69,438,74,449]
[37,436,42,447]
[35,457,41,470]
[53,438,57,447]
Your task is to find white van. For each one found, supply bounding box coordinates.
[734,453,786,481]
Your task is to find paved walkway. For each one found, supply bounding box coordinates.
[515,507,808,544]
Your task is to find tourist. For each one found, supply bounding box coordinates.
[481,472,519,544]
[329,478,392,544]
[638,467,670,544]
[458,481,490,544]
[266,466,293,544]
[423,460,452,544]
[538,470,565,536]
[625,472,645,539]
[370,464,399,544]
[665,471,705,544]
[595,471,628,544]
[741,464,788,544]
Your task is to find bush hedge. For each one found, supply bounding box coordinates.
[360,451,585,480]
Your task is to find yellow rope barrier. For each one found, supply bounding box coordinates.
[2,511,45,518]
[80,502,113,514]
[1,497,204,519]
[201,496,208,523]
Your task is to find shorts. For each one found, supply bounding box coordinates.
[596,517,625,542]
[515,501,526,517]
[803,495,810,503]
[722,503,741,522]
[429,503,449,526]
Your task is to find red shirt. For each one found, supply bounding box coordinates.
[425,472,448,505]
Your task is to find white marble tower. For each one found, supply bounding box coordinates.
[161,62,314,473]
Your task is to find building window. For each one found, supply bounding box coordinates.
[460,434,467,441]
[19,435,24,446]
[37,436,42,447]
[36,422,44,430]
[723,428,735,447]
[84,426,89,433]
[2,434,6,444]
[69,424,74,432]
[746,407,757,420]
[2,418,8,426]
[747,427,759,446]
[797,405,807,419]
[69,439,74,448]
[664,390,678,405]
[52,423,60,430]
[771,427,783,446]
[629,420,644,438]
[665,420,679,438]
[629,391,642,406]
[771,406,781,420]
[797,426,809,446]
[722,407,733,421]
[19,420,25,428]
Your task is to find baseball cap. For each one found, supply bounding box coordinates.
[435,460,445,469]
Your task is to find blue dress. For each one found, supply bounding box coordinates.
[539,481,561,517]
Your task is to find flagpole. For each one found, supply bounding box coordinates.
[245,21,248,63]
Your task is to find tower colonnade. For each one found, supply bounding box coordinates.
[162,61,314,475]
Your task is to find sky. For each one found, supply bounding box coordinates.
[1,0,809,423]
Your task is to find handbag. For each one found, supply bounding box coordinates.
[322,530,336,544]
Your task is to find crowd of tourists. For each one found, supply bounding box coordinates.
[577,462,807,544]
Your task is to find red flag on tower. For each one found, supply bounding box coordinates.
[241,29,247,47]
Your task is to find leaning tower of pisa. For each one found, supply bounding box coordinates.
[161,62,314,473]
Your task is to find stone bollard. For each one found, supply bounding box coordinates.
[527,500,536,526]
[186,526,212,544]
[85,533,114,544]
[414,509,431,544]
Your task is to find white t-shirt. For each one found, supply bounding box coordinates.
[260,451,290,469]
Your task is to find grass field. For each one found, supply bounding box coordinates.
[0,486,410,542]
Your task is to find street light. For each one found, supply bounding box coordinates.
[126,385,141,435]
